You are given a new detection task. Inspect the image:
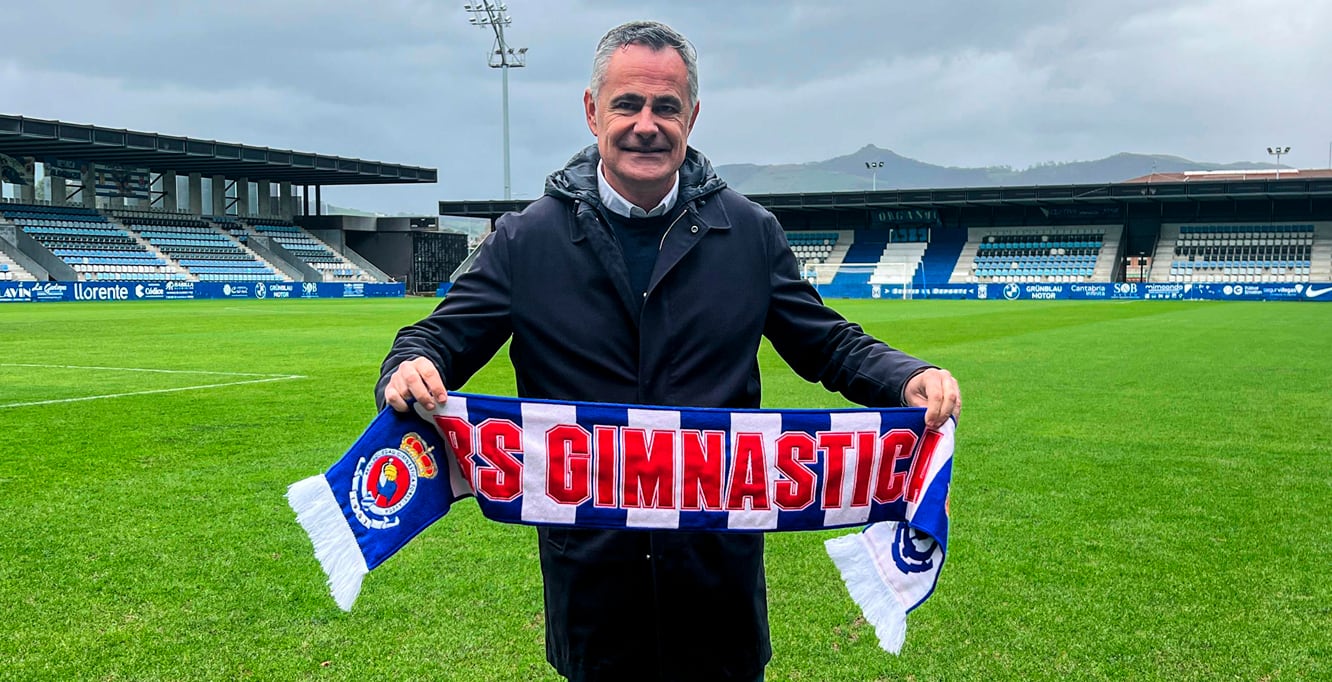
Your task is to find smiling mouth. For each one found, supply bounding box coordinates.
[623,148,668,154]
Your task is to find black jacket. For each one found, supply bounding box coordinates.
[378,145,931,681]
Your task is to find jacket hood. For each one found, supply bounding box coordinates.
[544,144,727,209]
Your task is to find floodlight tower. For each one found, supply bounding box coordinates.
[464,2,527,200]
[865,160,884,191]
[1267,146,1290,180]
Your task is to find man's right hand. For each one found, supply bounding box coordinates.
[384,357,448,412]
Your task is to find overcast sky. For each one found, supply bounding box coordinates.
[4,0,1330,214]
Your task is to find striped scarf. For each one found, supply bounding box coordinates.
[288,393,955,654]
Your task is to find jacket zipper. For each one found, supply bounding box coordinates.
[650,207,691,679]
[657,207,690,252]
[643,206,693,308]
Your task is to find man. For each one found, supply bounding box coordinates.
[379,20,960,682]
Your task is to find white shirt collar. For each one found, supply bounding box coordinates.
[597,161,679,219]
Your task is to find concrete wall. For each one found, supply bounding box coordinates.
[300,215,378,233]
[334,243,390,282]
[0,224,75,280]
[347,231,412,284]
[306,228,345,253]
[296,215,410,284]
[0,228,51,280]
[245,234,322,282]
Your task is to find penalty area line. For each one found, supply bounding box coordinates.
[0,375,306,409]
[0,362,299,378]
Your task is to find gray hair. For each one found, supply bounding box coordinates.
[590,21,698,106]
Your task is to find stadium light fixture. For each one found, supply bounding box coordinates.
[464,2,527,200]
[1266,146,1290,180]
[865,160,884,191]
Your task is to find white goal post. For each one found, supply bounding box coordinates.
[800,262,915,300]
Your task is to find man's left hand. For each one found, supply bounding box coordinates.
[904,368,961,430]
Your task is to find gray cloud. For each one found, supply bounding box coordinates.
[4,0,1329,213]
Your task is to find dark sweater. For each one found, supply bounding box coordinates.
[602,209,677,300]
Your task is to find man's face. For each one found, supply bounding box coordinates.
[585,43,699,208]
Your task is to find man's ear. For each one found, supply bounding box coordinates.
[584,89,598,137]
[687,100,700,133]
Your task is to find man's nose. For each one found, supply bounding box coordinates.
[631,108,658,136]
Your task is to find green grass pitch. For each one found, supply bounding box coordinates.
[1,298,1328,681]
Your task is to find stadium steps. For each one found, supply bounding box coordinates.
[0,215,36,280]
[1095,226,1124,281]
[829,228,890,288]
[1312,222,1332,281]
[1148,224,1179,282]
[0,245,36,281]
[915,227,966,286]
[811,231,854,284]
[869,242,927,285]
[214,227,293,282]
[216,218,319,282]
[249,221,373,282]
[950,231,979,283]
[297,226,376,282]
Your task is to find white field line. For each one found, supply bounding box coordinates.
[0,363,306,409]
[0,362,296,377]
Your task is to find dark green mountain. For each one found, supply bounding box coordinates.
[715,144,1283,194]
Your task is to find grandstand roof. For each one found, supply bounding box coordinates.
[440,174,1332,219]
[1123,169,1332,183]
[0,114,436,186]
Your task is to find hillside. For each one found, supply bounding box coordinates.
[715,145,1283,194]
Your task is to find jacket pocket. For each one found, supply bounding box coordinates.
[543,526,569,553]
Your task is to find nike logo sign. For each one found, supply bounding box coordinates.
[1306,285,1332,298]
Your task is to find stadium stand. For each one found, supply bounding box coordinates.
[787,230,854,284]
[1150,223,1319,283]
[956,227,1119,283]
[112,209,288,283]
[0,199,402,284]
[0,202,185,281]
[803,227,942,297]
[787,231,839,264]
[246,219,373,281]
[209,214,249,242]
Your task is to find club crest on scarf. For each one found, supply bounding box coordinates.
[891,525,937,573]
[350,432,439,529]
